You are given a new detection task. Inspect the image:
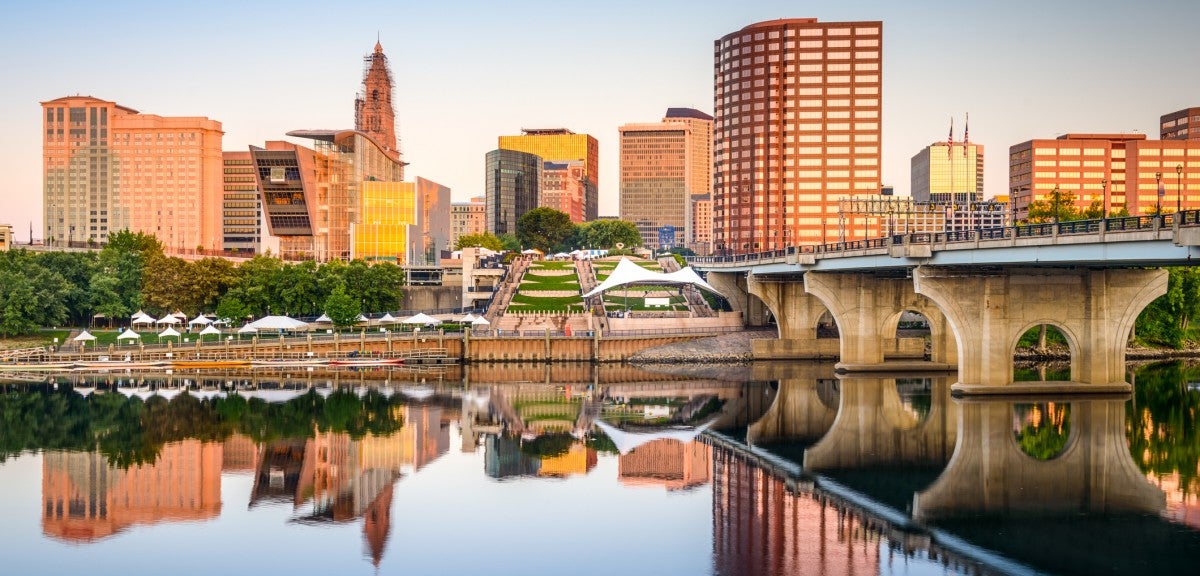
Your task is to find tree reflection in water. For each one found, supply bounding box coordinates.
[1013,402,1071,460]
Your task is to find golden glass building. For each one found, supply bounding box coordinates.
[498,129,599,221]
[353,181,417,263]
[911,142,984,203]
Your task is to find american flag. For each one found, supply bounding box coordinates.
[963,113,969,157]
[947,117,954,159]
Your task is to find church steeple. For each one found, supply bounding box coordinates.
[354,40,400,164]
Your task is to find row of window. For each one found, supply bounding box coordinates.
[722,27,880,49]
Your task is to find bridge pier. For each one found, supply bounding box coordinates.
[914,267,1166,389]
[912,396,1164,520]
[803,376,956,471]
[747,276,838,359]
[707,271,768,327]
[804,271,953,371]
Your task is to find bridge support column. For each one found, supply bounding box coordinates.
[747,276,837,359]
[913,397,1164,520]
[707,271,767,327]
[914,267,1166,388]
[804,271,950,369]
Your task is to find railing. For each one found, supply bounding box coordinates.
[687,210,1196,266]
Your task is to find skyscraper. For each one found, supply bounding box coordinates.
[1161,107,1200,141]
[540,160,585,223]
[42,96,225,254]
[713,19,883,253]
[485,149,541,235]
[619,116,695,249]
[355,41,402,167]
[415,177,451,263]
[221,151,262,255]
[498,129,598,221]
[910,142,984,203]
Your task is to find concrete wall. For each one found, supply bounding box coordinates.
[404,286,462,311]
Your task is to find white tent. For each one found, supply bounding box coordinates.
[581,257,724,298]
[171,311,188,320]
[199,325,222,338]
[117,329,141,341]
[188,314,213,326]
[457,313,477,323]
[73,330,97,342]
[402,312,440,325]
[158,326,181,339]
[237,325,258,334]
[313,313,333,324]
[131,315,155,326]
[157,314,181,325]
[471,316,491,326]
[379,313,399,324]
[399,386,436,401]
[246,315,309,331]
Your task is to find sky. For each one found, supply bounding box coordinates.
[2,0,1199,242]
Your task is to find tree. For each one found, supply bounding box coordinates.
[516,207,574,253]
[576,219,642,249]
[324,285,361,329]
[1025,188,1081,223]
[455,232,504,251]
[215,294,250,323]
[497,233,522,252]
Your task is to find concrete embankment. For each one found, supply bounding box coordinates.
[629,330,777,365]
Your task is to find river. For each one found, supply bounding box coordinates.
[0,360,1197,575]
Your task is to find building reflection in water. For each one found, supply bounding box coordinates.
[619,439,711,491]
[41,440,222,542]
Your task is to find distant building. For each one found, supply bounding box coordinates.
[714,19,883,253]
[541,160,585,223]
[499,129,598,221]
[619,109,713,250]
[354,41,402,164]
[415,177,451,264]
[838,196,1008,237]
[691,194,713,254]
[1161,107,1200,141]
[221,151,262,255]
[911,142,984,203]
[485,149,541,235]
[42,95,224,253]
[0,223,12,251]
[451,196,485,246]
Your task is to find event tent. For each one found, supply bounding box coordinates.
[158,327,181,339]
[188,315,213,326]
[378,313,399,324]
[581,257,723,299]
[470,316,491,326]
[73,330,97,342]
[116,329,141,341]
[198,325,222,339]
[457,313,477,323]
[156,314,181,325]
[313,314,333,324]
[246,315,309,331]
[402,313,440,325]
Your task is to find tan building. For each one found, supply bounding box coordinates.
[691,194,713,254]
[911,142,984,203]
[42,96,224,253]
[541,160,586,223]
[1124,140,1200,215]
[713,19,884,253]
[498,129,598,221]
[0,224,12,251]
[451,196,485,247]
[1161,107,1200,141]
[221,151,262,255]
[619,108,713,250]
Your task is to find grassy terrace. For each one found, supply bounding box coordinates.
[508,260,584,313]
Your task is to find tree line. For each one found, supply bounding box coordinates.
[456,208,644,254]
[0,230,405,336]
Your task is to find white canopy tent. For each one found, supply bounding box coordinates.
[131,311,155,325]
[198,325,222,339]
[378,313,399,324]
[592,419,717,455]
[116,329,141,341]
[457,313,477,323]
[246,315,309,331]
[73,330,97,343]
[402,313,440,325]
[581,257,724,299]
[471,316,491,326]
[313,313,333,324]
[156,314,181,325]
[237,325,258,335]
[188,315,213,326]
[158,326,181,339]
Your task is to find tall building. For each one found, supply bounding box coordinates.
[541,160,585,223]
[250,129,404,261]
[619,108,713,250]
[1009,134,1143,221]
[353,181,418,264]
[415,177,452,263]
[911,142,984,203]
[451,196,485,247]
[354,41,401,164]
[485,149,541,235]
[221,151,262,255]
[42,96,224,253]
[691,194,713,254]
[1161,107,1200,141]
[713,19,883,253]
[498,129,598,221]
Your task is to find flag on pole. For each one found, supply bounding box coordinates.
[963,113,969,157]
[947,117,954,159]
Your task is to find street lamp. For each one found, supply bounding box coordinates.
[1101,178,1108,218]
[1156,171,1163,216]
[1178,164,1184,215]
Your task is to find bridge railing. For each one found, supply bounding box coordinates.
[687,210,1197,267]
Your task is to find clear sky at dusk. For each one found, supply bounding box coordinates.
[1,0,1198,241]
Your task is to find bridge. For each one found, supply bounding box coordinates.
[689,213,1200,393]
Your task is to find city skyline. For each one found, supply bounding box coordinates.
[2,0,1199,241]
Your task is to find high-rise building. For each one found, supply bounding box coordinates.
[541,160,585,223]
[415,177,451,263]
[1161,107,1200,141]
[221,151,262,255]
[42,96,224,253]
[1009,134,1143,221]
[450,196,485,247]
[691,194,713,254]
[911,142,984,203]
[250,129,404,261]
[498,129,598,221]
[1123,140,1199,215]
[713,19,883,254]
[485,149,542,235]
[619,108,713,250]
[354,41,402,165]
